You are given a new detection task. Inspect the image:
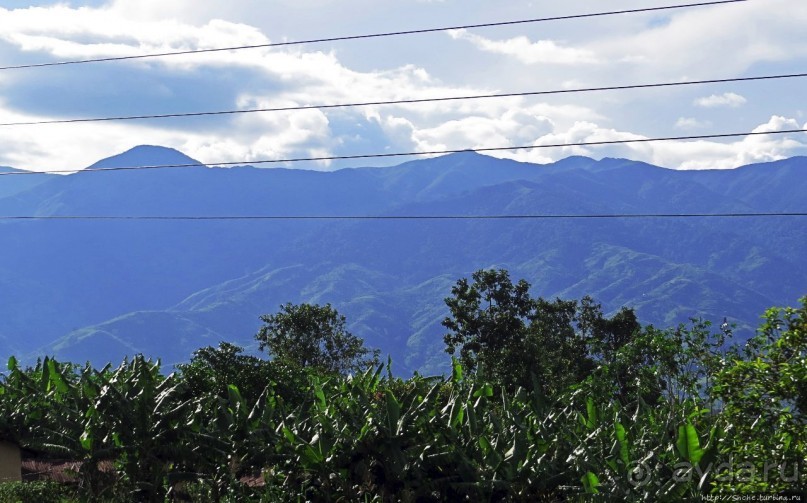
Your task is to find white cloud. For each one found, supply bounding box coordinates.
[584,0,807,79]
[629,116,807,169]
[750,115,801,134]
[694,93,747,109]
[410,110,554,152]
[0,6,268,60]
[448,29,597,65]
[0,4,469,170]
[0,3,616,172]
[199,108,334,166]
[0,103,187,171]
[485,116,807,169]
[0,1,804,173]
[522,121,645,162]
[0,89,337,170]
[675,117,711,130]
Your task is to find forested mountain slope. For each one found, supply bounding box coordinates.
[0,146,803,372]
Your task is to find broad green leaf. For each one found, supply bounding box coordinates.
[478,435,491,455]
[449,398,464,428]
[227,384,243,409]
[782,433,793,451]
[615,421,630,465]
[451,357,463,383]
[385,390,401,433]
[676,422,704,464]
[357,421,371,441]
[581,471,600,494]
[466,403,479,434]
[301,444,324,466]
[473,383,493,398]
[47,359,69,394]
[79,431,92,451]
[582,396,598,429]
[314,385,326,409]
[40,356,51,390]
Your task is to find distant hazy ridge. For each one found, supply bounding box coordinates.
[0,146,804,373]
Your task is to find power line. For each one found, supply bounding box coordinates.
[3,71,804,127]
[1,128,805,176]
[0,0,746,71]
[0,213,804,221]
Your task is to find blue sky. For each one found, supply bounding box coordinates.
[0,0,806,172]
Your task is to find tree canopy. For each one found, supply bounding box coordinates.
[1,282,805,500]
[177,342,270,403]
[442,269,643,394]
[256,302,379,375]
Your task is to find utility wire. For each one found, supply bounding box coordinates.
[0,0,746,71]
[0,213,804,221]
[2,71,803,127]
[1,128,805,176]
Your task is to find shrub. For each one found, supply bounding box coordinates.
[0,481,77,503]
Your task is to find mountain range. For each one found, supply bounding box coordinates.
[0,146,804,374]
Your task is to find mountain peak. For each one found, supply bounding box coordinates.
[444,150,486,159]
[86,145,203,170]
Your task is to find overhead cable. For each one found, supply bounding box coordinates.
[1,128,804,176]
[0,213,804,221]
[0,0,746,71]
[2,71,804,127]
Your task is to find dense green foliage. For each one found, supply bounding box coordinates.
[0,480,76,502]
[256,303,380,376]
[1,272,805,501]
[442,269,639,395]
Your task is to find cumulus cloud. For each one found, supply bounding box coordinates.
[410,110,554,152]
[0,6,268,60]
[195,107,335,166]
[0,102,190,171]
[0,4,476,170]
[694,93,747,108]
[481,116,807,169]
[448,29,597,65]
[750,115,801,134]
[584,0,807,79]
[0,1,804,173]
[628,116,807,169]
[0,100,337,171]
[675,117,711,130]
[0,3,612,171]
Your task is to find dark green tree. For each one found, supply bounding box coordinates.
[256,303,380,375]
[177,342,270,403]
[443,269,602,393]
[443,269,533,386]
[526,296,596,395]
[577,298,647,402]
[710,297,807,492]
